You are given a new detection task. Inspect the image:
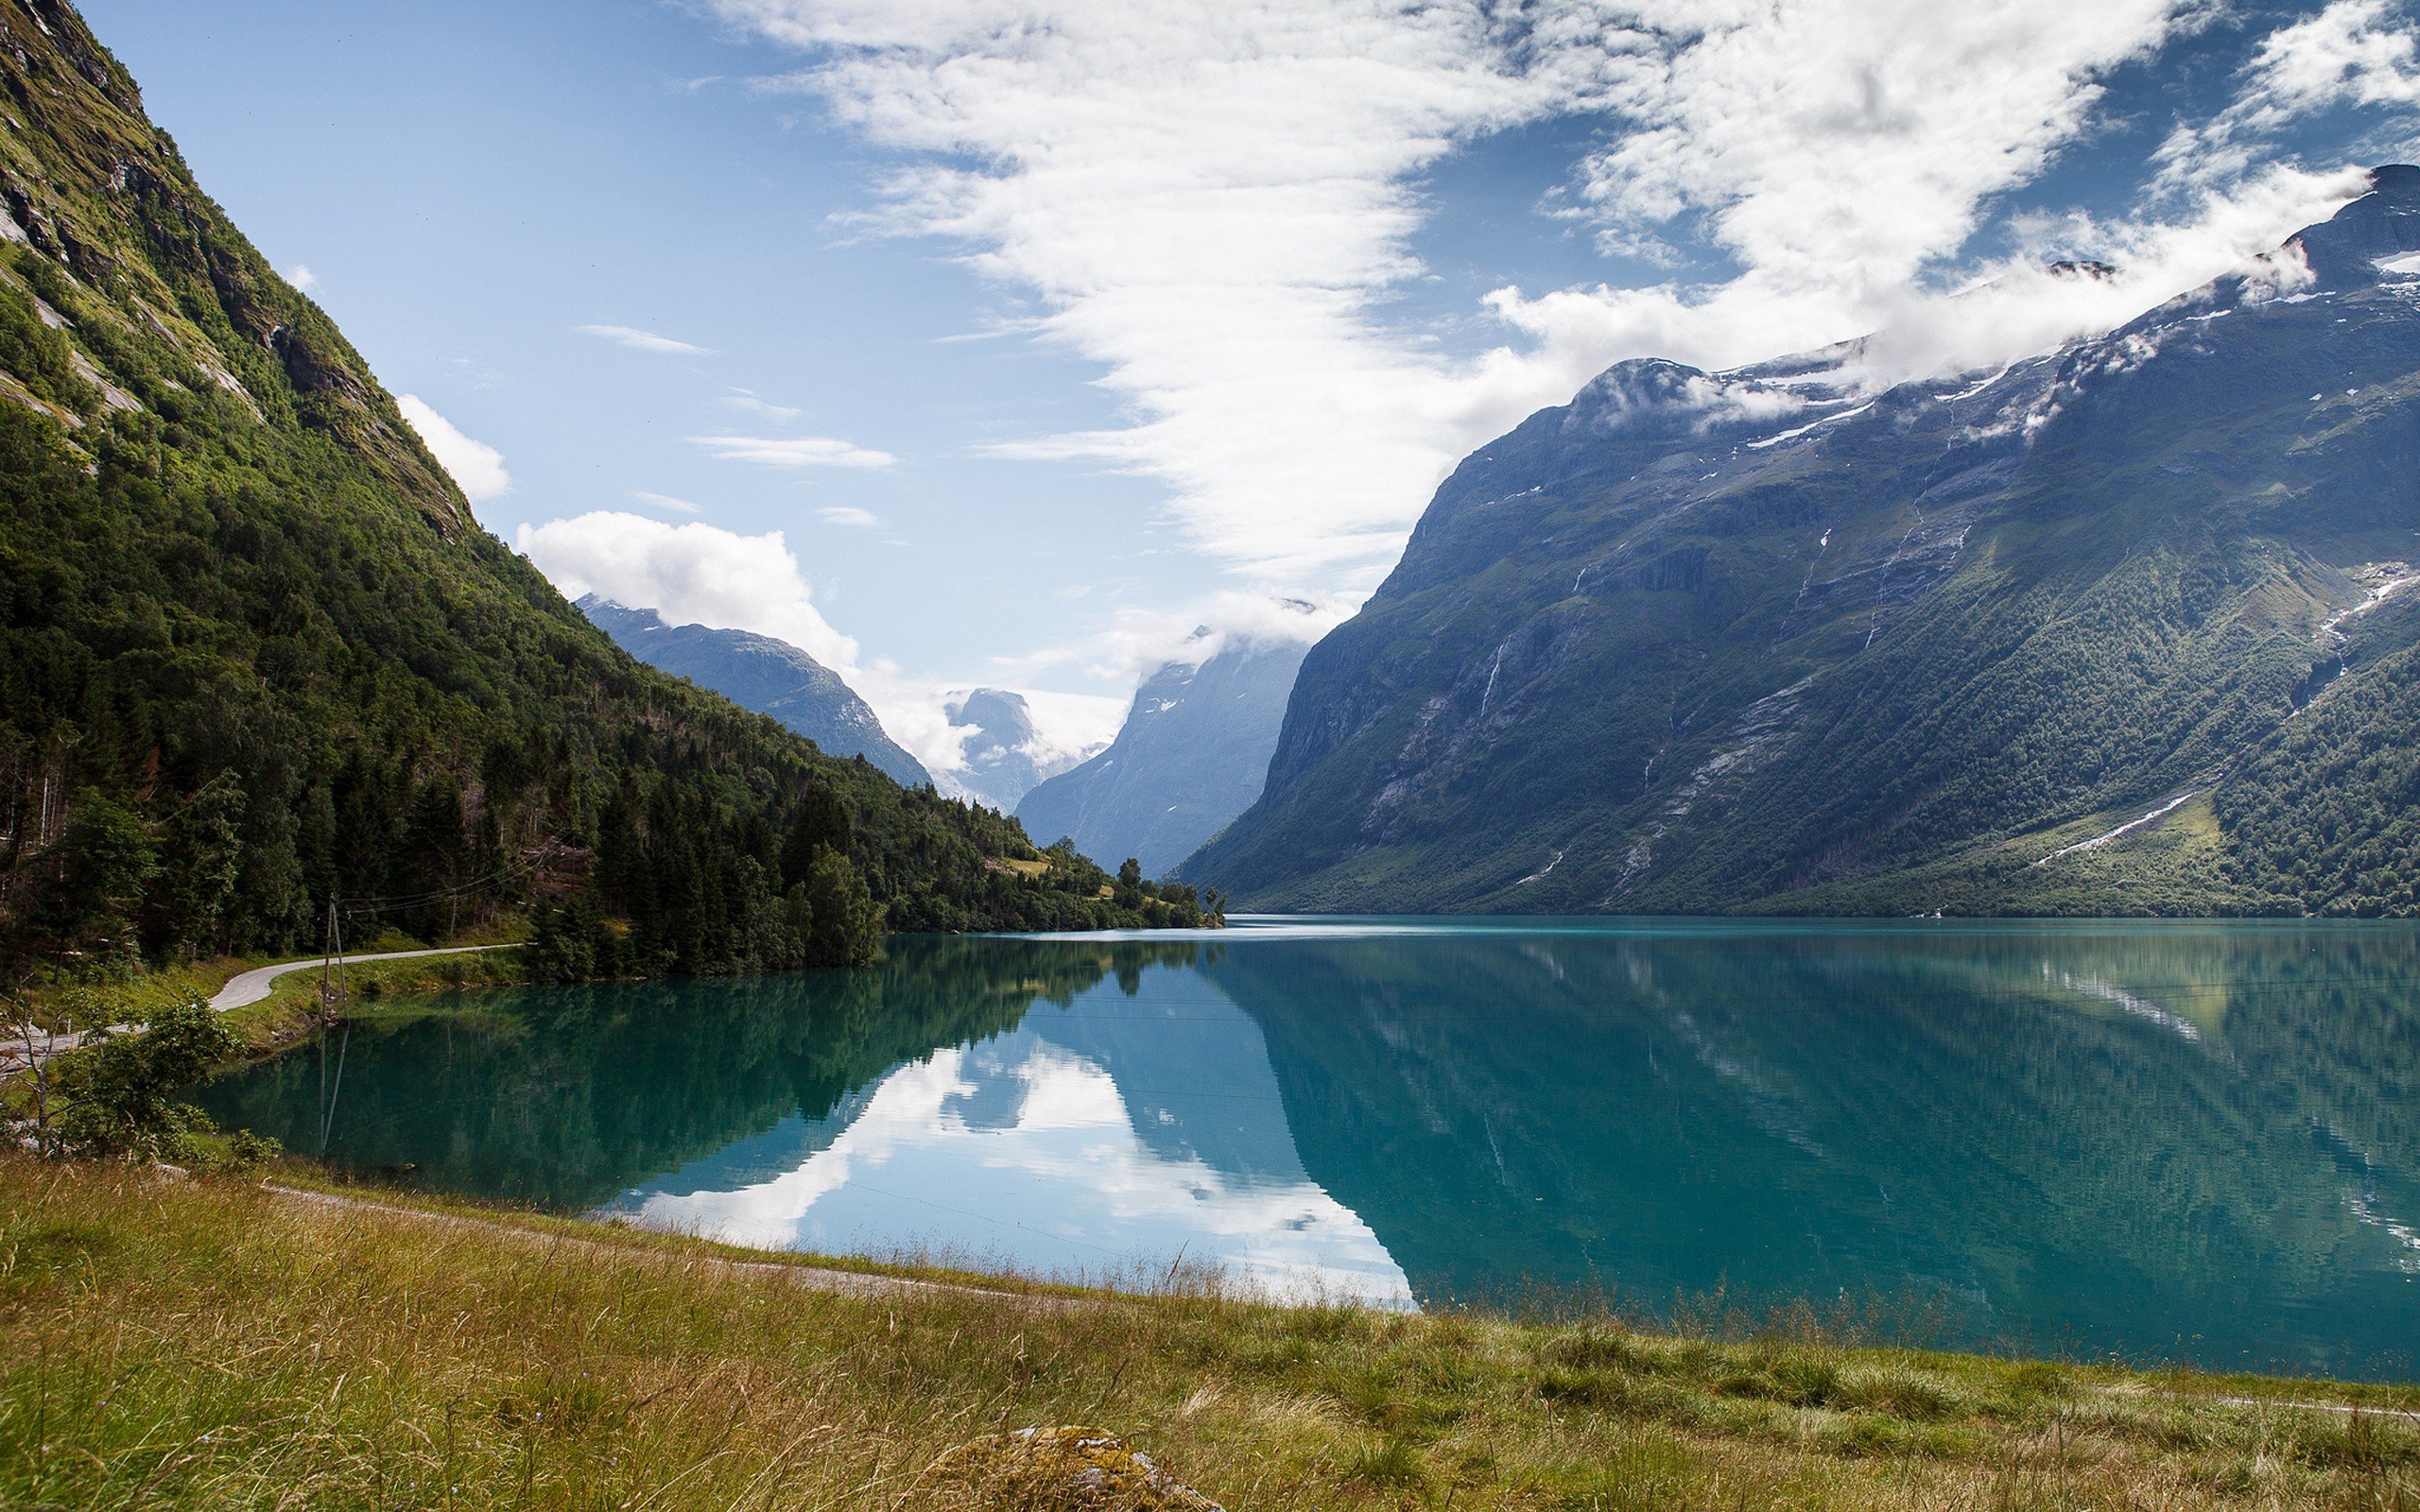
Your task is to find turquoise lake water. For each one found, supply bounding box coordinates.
[199,918,2420,1380]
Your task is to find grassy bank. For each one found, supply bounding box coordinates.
[216,945,532,1053]
[3,1159,2416,1509]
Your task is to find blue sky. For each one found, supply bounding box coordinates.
[80,0,2420,778]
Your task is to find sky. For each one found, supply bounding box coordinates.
[79,0,2420,780]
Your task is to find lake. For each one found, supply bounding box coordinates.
[199,918,2420,1381]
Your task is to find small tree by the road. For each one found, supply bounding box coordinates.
[14,998,279,1171]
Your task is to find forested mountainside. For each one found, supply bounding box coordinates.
[0,0,1201,986]
[1187,167,2420,917]
[578,596,932,789]
[1017,630,1308,877]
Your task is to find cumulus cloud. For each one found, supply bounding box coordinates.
[517,511,862,674]
[515,510,1125,783]
[639,0,2420,748]
[397,394,510,504]
[693,434,897,469]
[282,263,319,293]
[577,323,716,355]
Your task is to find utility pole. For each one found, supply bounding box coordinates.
[320,893,351,1020]
[317,892,351,1157]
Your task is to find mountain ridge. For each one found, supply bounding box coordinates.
[576,595,931,788]
[1184,167,2420,917]
[1016,629,1310,876]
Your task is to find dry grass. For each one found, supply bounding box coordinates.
[3,1155,2417,1510]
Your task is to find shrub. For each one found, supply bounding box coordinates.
[41,998,269,1168]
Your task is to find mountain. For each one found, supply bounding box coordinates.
[1016,628,1311,876]
[576,595,930,788]
[938,688,1088,813]
[0,0,1200,982]
[1187,167,2420,918]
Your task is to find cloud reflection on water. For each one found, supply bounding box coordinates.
[601,982,1412,1307]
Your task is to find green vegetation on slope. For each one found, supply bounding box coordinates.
[0,0,1210,993]
[1186,170,2420,918]
[3,1159,2416,1511]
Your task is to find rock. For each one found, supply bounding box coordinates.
[922,1426,1225,1511]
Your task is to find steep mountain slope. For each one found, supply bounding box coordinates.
[1188,168,2420,917]
[1016,630,1309,876]
[578,596,931,788]
[939,688,1088,813]
[0,0,1187,980]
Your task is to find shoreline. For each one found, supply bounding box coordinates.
[7,1155,2415,1511]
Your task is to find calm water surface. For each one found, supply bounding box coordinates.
[199,919,2420,1380]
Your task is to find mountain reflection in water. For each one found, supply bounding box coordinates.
[199,919,2420,1380]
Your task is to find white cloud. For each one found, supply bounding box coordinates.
[995,590,1353,690]
[937,686,1125,778]
[514,509,1115,782]
[818,505,882,527]
[396,394,510,504]
[577,323,716,355]
[716,0,1580,588]
[706,0,2355,604]
[1570,1,2191,299]
[282,263,319,293]
[1467,2,2385,393]
[2158,1,2420,192]
[517,510,862,674]
[2248,0,2420,116]
[722,390,804,421]
[685,0,2411,729]
[1020,689,1130,760]
[631,490,705,514]
[693,433,897,469]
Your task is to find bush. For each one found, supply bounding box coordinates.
[44,998,263,1166]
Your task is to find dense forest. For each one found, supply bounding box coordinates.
[0,0,1212,992]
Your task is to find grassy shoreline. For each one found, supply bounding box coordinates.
[3,1158,2415,1510]
[215,945,534,1055]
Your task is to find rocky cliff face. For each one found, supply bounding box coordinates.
[0,0,465,531]
[1187,167,2420,917]
[579,596,930,788]
[1016,630,1309,877]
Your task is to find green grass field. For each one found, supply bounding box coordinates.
[4,1157,2416,1510]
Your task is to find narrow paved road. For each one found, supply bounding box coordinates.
[209,944,520,1011]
